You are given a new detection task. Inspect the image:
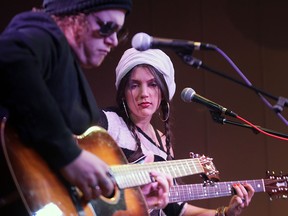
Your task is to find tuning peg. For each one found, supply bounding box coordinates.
[189,152,200,158]
[266,170,276,179]
[189,152,195,158]
[203,180,216,187]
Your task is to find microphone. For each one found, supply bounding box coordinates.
[181,87,238,117]
[132,32,217,52]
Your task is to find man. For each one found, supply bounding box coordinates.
[0,0,133,215]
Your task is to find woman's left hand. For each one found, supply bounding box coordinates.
[226,183,255,216]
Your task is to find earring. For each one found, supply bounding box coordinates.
[159,101,170,122]
[122,99,130,119]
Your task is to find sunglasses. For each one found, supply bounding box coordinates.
[96,17,128,43]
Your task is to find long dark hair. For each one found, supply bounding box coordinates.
[116,64,173,161]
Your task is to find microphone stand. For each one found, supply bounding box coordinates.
[178,53,288,109]
[176,52,288,125]
[210,111,288,138]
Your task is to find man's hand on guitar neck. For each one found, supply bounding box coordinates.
[59,150,115,201]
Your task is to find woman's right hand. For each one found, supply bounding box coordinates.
[141,152,173,209]
[141,171,173,210]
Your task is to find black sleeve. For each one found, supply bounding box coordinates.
[163,202,186,216]
[97,110,108,130]
[0,23,81,169]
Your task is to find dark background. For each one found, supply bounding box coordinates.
[2,1,288,215]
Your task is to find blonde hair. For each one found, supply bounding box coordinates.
[52,13,89,45]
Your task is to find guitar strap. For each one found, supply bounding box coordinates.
[150,209,161,216]
[136,126,166,154]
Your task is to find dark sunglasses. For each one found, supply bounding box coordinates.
[96,17,128,43]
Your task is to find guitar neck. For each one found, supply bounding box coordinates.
[169,179,265,203]
[111,158,204,189]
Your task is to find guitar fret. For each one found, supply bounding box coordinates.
[110,158,207,189]
[112,166,152,189]
[168,179,266,203]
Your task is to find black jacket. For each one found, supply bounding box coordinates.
[0,11,101,168]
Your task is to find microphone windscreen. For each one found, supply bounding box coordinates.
[132,32,151,51]
[181,88,195,102]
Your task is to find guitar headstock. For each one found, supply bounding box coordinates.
[190,152,220,182]
[265,171,288,200]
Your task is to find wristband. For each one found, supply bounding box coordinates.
[215,206,227,216]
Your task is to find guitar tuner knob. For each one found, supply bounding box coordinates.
[189,152,195,158]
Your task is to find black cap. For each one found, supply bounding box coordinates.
[43,0,132,16]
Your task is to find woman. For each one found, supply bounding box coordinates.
[102,48,254,215]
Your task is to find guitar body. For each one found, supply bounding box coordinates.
[75,126,148,216]
[0,117,148,216]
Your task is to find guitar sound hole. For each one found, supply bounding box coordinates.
[99,186,120,204]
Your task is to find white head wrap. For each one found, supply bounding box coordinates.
[115,48,176,100]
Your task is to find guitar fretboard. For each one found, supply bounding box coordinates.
[168,179,265,203]
[111,158,204,189]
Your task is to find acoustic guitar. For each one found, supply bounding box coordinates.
[0,116,218,216]
[167,172,288,203]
